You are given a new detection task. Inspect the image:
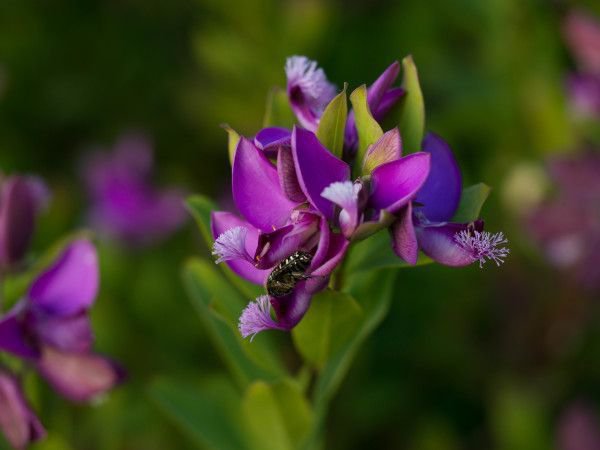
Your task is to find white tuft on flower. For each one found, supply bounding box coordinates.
[212,226,252,264]
[238,296,282,340]
[285,56,337,114]
[321,181,361,211]
[454,230,510,268]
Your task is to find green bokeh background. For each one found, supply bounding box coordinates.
[1,0,599,448]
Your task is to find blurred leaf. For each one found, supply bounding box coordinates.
[183,258,285,387]
[346,229,432,274]
[349,84,383,174]
[491,382,551,450]
[292,290,362,369]
[263,87,295,129]
[186,195,262,299]
[221,124,240,166]
[316,83,348,158]
[451,183,491,222]
[150,377,249,450]
[242,379,312,450]
[398,55,425,154]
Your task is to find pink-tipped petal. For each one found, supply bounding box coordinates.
[211,211,269,285]
[28,239,99,316]
[362,128,402,174]
[0,370,46,450]
[232,138,298,232]
[37,346,124,403]
[321,181,362,238]
[416,221,485,267]
[369,152,431,214]
[292,128,350,220]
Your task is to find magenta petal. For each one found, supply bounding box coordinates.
[28,240,99,316]
[292,128,350,220]
[254,127,292,153]
[0,310,38,359]
[367,61,401,111]
[37,346,124,403]
[369,152,431,214]
[415,133,462,222]
[415,222,480,267]
[390,204,418,265]
[311,232,349,277]
[232,138,298,232]
[0,176,37,267]
[277,146,307,202]
[310,217,331,271]
[373,87,405,121]
[211,211,269,285]
[270,282,314,330]
[0,370,46,449]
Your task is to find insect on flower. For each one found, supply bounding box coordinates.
[266,251,313,297]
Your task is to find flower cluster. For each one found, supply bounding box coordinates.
[0,175,122,449]
[212,56,508,339]
[563,10,600,119]
[81,132,187,247]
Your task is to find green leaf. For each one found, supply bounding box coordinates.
[151,377,249,450]
[451,183,491,222]
[263,87,295,128]
[349,84,383,174]
[346,229,432,274]
[221,124,240,166]
[398,55,425,154]
[242,379,313,450]
[316,83,348,158]
[186,195,262,299]
[292,290,362,369]
[183,258,285,387]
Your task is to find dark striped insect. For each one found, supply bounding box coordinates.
[266,251,313,297]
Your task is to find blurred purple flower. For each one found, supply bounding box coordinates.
[528,152,600,289]
[0,369,45,450]
[82,133,187,246]
[0,239,123,403]
[0,175,48,270]
[557,401,600,450]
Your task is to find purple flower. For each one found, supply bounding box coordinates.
[0,239,123,403]
[285,56,337,132]
[528,152,600,289]
[81,132,187,247]
[0,175,48,269]
[390,133,509,267]
[0,369,45,450]
[557,401,600,450]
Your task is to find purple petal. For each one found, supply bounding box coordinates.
[37,346,124,403]
[211,211,269,285]
[415,221,484,267]
[369,152,431,214]
[277,146,307,202]
[390,204,418,265]
[28,239,99,317]
[367,61,401,111]
[0,308,38,358]
[28,311,93,353]
[270,281,314,330]
[321,181,362,238]
[362,128,402,174]
[292,128,350,220]
[557,401,600,450]
[0,177,37,267]
[232,137,298,232]
[285,56,337,131]
[563,10,600,75]
[311,232,349,277]
[310,216,331,271]
[254,211,320,269]
[0,370,46,449]
[254,127,292,155]
[372,87,405,121]
[415,133,463,222]
[567,74,600,118]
